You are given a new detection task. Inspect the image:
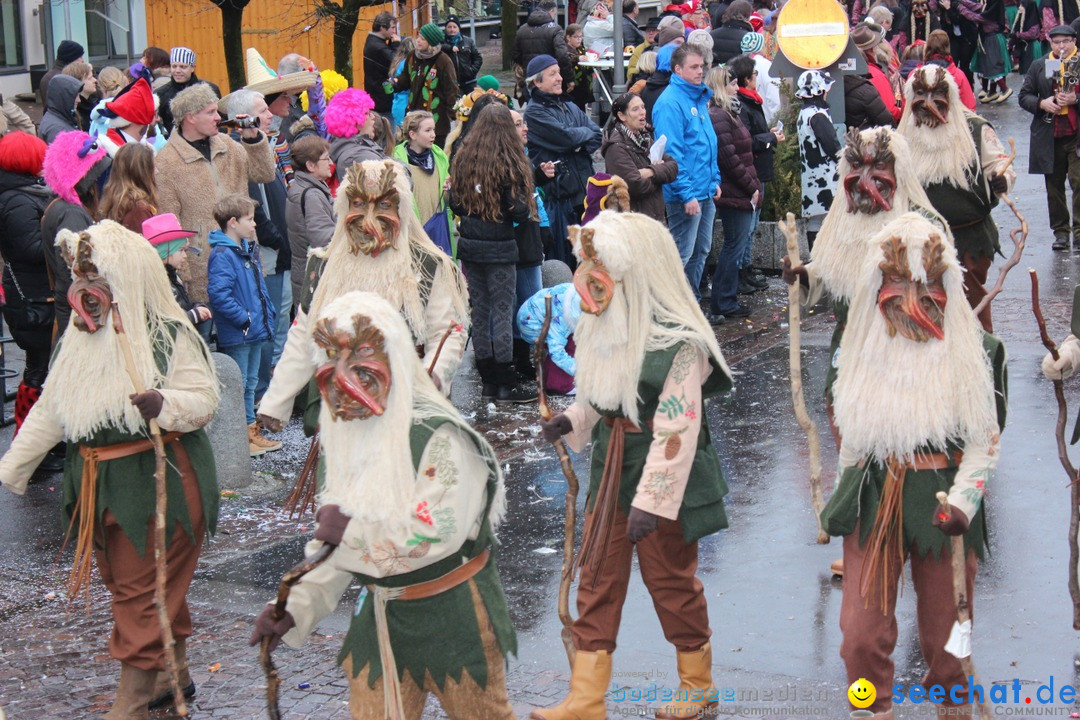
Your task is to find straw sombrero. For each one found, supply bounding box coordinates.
[219,48,317,112]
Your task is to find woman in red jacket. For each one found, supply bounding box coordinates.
[853,21,903,124]
[921,29,978,109]
[706,65,761,321]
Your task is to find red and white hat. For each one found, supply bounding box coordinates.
[105,78,157,127]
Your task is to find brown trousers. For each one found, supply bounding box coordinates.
[960,250,993,334]
[840,524,977,714]
[572,508,711,653]
[93,446,205,671]
[343,581,515,720]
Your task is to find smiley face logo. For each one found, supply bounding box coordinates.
[848,678,876,709]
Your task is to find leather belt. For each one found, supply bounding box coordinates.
[905,450,963,471]
[379,548,490,601]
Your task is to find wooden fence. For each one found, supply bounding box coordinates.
[145,0,432,93]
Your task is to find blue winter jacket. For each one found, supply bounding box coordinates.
[516,283,582,376]
[207,229,276,348]
[651,73,721,204]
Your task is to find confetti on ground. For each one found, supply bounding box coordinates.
[208,663,221,672]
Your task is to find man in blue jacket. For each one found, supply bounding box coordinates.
[522,54,603,267]
[652,44,722,310]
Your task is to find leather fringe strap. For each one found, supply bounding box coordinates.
[59,432,183,609]
[859,458,907,615]
[372,585,407,720]
[284,434,321,518]
[576,417,642,590]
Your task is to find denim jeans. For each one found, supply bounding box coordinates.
[712,207,756,314]
[514,265,543,339]
[219,341,265,425]
[666,198,717,297]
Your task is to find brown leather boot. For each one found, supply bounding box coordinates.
[103,663,157,720]
[147,638,196,709]
[654,642,718,719]
[529,649,612,720]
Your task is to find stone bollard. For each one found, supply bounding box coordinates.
[206,352,252,489]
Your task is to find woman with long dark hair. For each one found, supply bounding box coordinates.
[449,104,537,403]
[100,142,158,232]
[601,92,678,223]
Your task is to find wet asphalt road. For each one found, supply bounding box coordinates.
[4,78,1080,719]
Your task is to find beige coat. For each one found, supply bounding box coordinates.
[155,131,276,302]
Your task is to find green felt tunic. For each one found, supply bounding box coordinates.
[338,416,517,692]
[59,325,219,557]
[924,116,1000,261]
[586,342,733,544]
[819,332,1008,560]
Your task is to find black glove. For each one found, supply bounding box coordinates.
[129,390,164,420]
[249,606,296,651]
[989,173,1008,195]
[540,413,573,443]
[314,504,351,546]
[932,504,970,536]
[627,507,659,543]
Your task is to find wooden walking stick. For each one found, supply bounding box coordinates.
[1030,269,1080,629]
[779,213,829,544]
[535,295,579,668]
[973,139,1027,318]
[935,492,992,720]
[261,542,336,720]
[111,303,187,717]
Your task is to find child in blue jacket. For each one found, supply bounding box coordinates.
[207,193,280,456]
[516,282,582,395]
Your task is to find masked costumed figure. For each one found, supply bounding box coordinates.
[0,220,219,719]
[897,65,1015,333]
[533,211,733,720]
[251,291,516,720]
[786,127,949,438]
[258,159,468,439]
[819,213,1007,720]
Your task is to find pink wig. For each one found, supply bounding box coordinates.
[43,130,108,205]
[325,88,376,138]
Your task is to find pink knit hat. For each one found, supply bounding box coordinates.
[43,130,110,205]
[325,88,376,138]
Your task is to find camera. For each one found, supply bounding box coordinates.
[220,113,260,130]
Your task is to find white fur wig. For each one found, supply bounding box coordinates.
[573,210,730,427]
[313,291,504,534]
[45,220,218,441]
[308,160,468,340]
[810,128,946,305]
[832,212,997,464]
[898,65,979,188]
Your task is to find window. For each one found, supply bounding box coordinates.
[0,0,24,70]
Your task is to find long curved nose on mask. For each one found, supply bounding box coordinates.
[901,284,944,341]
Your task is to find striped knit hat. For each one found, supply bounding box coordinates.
[170,47,196,66]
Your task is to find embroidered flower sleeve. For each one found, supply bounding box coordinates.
[281,550,356,647]
[331,424,489,578]
[156,333,219,433]
[257,308,318,423]
[980,124,1016,193]
[631,343,709,520]
[947,433,1000,522]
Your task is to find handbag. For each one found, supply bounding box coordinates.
[3,266,53,332]
[423,193,455,259]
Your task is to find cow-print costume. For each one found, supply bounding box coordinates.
[796,71,840,219]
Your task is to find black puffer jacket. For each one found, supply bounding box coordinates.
[450,186,532,265]
[0,169,54,298]
[710,19,752,65]
[512,10,574,80]
[737,91,777,183]
[842,74,895,130]
[364,32,400,113]
[709,102,760,210]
